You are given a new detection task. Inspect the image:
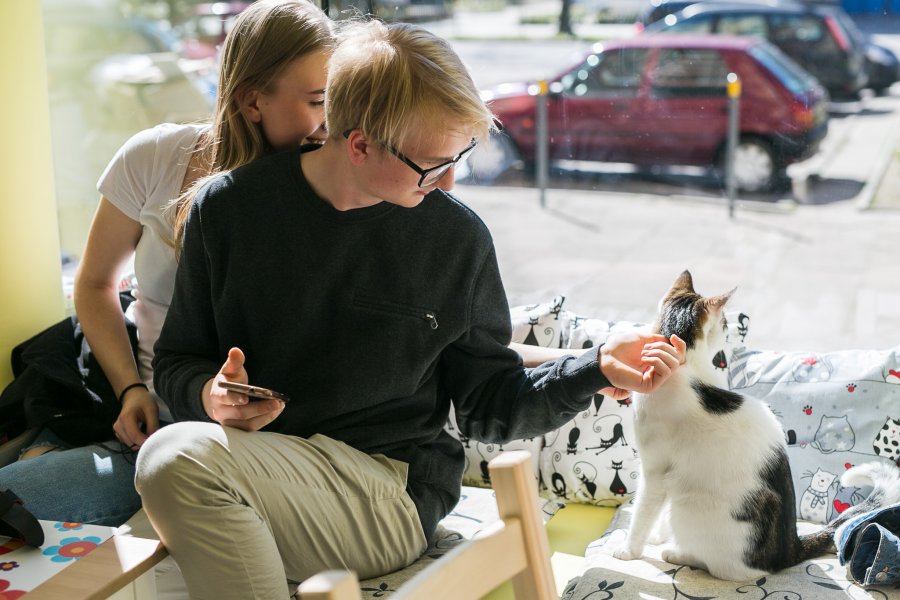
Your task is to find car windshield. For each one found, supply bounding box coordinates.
[749,41,818,95]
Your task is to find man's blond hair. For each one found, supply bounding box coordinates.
[326,20,496,148]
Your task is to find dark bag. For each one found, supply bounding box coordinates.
[0,292,138,447]
[0,489,43,547]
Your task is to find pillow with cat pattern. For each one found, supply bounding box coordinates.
[444,408,543,489]
[538,310,751,507]
[729,346,900,524]
[509,295,570,349]
[444,296,569,488]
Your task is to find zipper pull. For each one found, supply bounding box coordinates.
[424,312,438,330]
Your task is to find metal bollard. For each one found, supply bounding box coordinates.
[535,80,549,208]
[726,73,741,218]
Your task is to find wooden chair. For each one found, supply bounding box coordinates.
[298,450,557,600]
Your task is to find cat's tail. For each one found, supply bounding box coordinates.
[798,460,900,559]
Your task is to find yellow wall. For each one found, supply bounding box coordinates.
[0,3,64,387]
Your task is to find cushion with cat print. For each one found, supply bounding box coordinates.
[539,310,751,508]
[509,295,570,349]
[729,345,900,524]
[444,296,568,488]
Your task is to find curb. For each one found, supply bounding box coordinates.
[856,130,900,211]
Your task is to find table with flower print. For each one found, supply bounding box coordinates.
[0,520,165,599]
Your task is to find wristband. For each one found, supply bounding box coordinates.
[118,382,149,404]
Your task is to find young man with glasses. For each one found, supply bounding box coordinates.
[139,19,685,599]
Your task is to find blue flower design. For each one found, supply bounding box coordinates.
[41,536,102,563]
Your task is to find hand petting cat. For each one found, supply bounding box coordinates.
[599,332,686,395]
[201,346,286,431]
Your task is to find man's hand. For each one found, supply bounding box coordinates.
[202,347,285,431]
[113,389,160,450]
[599,332,686,395]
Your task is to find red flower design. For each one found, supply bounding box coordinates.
[0,541,22,557]
[0,579,26,600]
[57,540,99,559]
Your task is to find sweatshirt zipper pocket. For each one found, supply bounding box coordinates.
[353,295,439,330]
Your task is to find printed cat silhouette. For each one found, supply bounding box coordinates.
[798,468,837,522]
[811,415,856,454]
[873,416,900,460]
[585,415,628,455]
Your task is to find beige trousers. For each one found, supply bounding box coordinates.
[135,422,427,600]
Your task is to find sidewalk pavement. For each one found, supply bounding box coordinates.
[456,156,900,354]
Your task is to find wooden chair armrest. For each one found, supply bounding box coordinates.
[26,535,167,600]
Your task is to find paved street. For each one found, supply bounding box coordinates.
[432,8,900,355]
[458,181,900,354]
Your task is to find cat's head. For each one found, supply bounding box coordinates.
[654,271,736,353]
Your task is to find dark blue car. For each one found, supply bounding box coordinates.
[642,1,873,99]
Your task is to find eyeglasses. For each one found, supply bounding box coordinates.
[342,130,478,188]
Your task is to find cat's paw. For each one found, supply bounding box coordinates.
[648,529,670,545]
[611,546,639,561]
[660,546,698,568]
[660,547,682,565]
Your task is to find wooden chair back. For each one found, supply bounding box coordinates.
[299,450,556,600]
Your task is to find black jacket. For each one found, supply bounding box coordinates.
[0,293,137,446]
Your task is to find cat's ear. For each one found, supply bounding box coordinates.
[671,270,695,294]
[705,287,737,313]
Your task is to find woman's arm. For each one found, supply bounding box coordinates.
[510,341,584,368]
[509,341,639,400]
[74,198,159,449]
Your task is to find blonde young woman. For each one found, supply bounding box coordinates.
[0,0,335,526]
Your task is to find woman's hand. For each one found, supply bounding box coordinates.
[599,332,686,395]
[113,388,160,450]
[202,347,285,431]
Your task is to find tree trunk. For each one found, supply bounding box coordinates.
[559,0,574,36]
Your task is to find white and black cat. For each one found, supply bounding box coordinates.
[612,270,900,581]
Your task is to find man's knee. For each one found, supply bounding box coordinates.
[135,421,226,502]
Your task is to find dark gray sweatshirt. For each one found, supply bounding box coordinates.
[152,145,608,538]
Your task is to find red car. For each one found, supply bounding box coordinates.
[482,35,829,192]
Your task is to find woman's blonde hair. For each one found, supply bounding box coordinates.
[174,0,334,250]
[325,20,496,150]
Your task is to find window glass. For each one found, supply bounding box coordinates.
[779,14,825,43]
[561,48,647,97]
[717,14,767,37]
[32,0,886,354]
[774,14,840,57]
[665,13,714,33]
[649,48,729,97]
[748,43,817,94]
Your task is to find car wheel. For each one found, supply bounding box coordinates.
[721,138,778,194]
[463,131,523,183]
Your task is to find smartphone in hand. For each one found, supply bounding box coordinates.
[219,381,290,403]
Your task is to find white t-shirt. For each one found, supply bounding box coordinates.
[97,123,206,422]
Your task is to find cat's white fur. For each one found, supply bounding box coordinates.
[612,274,900,581]
[612,290,787,581]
